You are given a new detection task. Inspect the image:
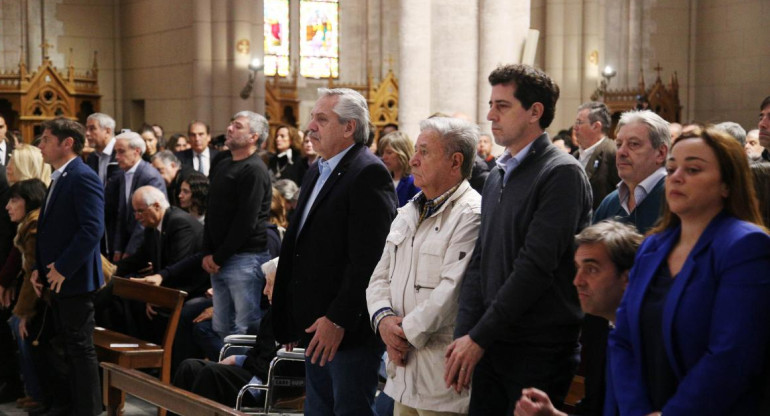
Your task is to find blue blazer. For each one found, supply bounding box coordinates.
[112,160,167,256]
[36,156,105,296]
[395,174,420,207]
[608,212,770,415]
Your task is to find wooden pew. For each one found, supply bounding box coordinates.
[102,362,246,416]
[94,277,187,415]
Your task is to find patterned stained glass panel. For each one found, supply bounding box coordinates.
[300,0,339,79]
[264,0,290,76]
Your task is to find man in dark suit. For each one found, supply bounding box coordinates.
[111,131,167,261]
[33,117,105,415]
[117,186,207,297]
[272,88,397,415]
[176,121,219,176]
[574,102,620,210]
[115,186,208,343]
[85,112,121,256]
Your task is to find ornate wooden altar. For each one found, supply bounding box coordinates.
[0,51,100,142]
[593,66,681,136]
[265,67,399,144]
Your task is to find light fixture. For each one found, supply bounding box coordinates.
[602,65,617,87]
[240,58,266,99]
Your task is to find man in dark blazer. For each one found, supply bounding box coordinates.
[34,117,105,415]
[85,112,121,256]
[272,88,397,415]
[117,186,207,298]
[111,131,167,261]
[115,186,208,343]
[573,102,620,210]
[176,121,219,177]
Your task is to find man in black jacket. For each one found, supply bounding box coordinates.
[447,64,592,415]
[271,88,397,415]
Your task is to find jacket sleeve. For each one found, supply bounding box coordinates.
[454,236,485,338]
[467,163,590,348]
[325,162,397,329]
[662,230,770,415]
[402,202,481,349]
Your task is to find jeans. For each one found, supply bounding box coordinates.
[9,315,44,401]
[304,336,383,416]
[210,251,270,338]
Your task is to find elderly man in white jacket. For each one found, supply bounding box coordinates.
[367,117,482,416]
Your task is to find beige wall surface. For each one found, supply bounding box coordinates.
[4,0,767,139]
[693,0,770,130]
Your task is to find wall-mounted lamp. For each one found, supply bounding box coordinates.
[602,65,617,88]
[240,58,265,100]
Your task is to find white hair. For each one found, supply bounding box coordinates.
[116,131,147,155]
[135,185,169,210]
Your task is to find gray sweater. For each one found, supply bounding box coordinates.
[455,133,592,348]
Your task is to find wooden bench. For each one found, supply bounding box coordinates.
[102,362,246,416]
[94,277,187,414]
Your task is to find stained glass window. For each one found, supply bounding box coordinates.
[300,0,339,79]
[264,0,290,77]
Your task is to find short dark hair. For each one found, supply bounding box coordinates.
[488,64,560,129]
[761,96,770,111]
[578,101,611,134]
[41,118,86,155]
[9,178,48,214]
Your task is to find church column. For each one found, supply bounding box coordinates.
[477,0,530,130]
[397,0,431,139]
[229,0,255,117]
[431,0,478,120]
[545,0,583,132]
[211,3,231,131]
[192,0,213,123]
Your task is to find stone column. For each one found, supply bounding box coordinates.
[192,0,213,123]
[431,0,478,120]
[210,2,230,132]
[230,0,254,117]
[546,0,583,132]
[397,0,431,139]
[477,0,530,130]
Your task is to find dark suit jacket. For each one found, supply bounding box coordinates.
[175,148,220,176]
[36,157,105,296]
[116,206,208,298]
[272,143,397,349]
[86,146,122,255]
[608,212,770,415]
[578,138,619,210]
[112,160,168,256]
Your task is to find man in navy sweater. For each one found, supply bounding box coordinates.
[447,64,592,414]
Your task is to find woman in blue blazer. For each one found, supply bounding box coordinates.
[608,126,770,416]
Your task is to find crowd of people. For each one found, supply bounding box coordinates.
[0,63,769,416]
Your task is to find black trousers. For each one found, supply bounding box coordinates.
[468,341,580,415]
[173,359,254,408]
[51,292,101,416]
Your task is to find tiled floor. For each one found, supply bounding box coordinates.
[0,395,156,416]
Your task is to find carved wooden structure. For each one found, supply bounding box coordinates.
[0,51,100,142]
[593,66,681,136]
